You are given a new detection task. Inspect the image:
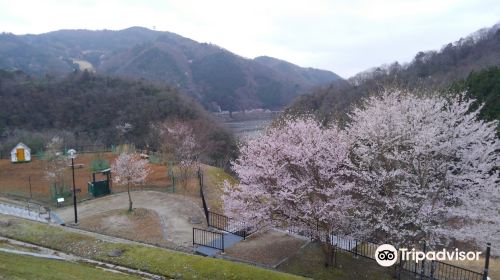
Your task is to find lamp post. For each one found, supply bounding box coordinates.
[68,149,78,224]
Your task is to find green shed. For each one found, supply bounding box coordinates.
[88,168,111,197]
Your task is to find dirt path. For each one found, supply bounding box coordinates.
[55,191,207,247]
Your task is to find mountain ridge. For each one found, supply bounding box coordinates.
[0,27,342,111]
[286,23,500,122]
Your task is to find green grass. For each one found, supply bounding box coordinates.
[0,214,304,280]
[0,239,40,253]
[203,164,237,212]
[0,251,141,280]
[278,242,393,280]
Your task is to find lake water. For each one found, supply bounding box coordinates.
[224,118,272,139]
[216,111,280,140]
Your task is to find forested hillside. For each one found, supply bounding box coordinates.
[451,67,500,123]
[287,23,500,124]
[0,27,342,110]
[0,70,237,163]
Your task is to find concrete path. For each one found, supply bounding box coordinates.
[0,202,49,223]
[55,191,207,247]
[0,197,65,225]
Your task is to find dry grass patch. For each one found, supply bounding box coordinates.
[201,164,237,213]
[77,208,174,247]
[225,229,307,267]
[278,242,393,280]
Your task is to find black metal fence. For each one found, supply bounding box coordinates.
[396,258,485,280]
[197,168,256,240]
[196,163,490,279]
[193,227,225,252]
[285,226,490,280]
[207,211,255,239]
[197,169,209,224]
[336,236,487,280]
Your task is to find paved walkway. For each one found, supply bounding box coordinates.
[0,202,49,223]
[55,191,207,247]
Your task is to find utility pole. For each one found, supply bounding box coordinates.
[68,149,78,224]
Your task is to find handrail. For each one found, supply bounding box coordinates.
[193,228,224,252]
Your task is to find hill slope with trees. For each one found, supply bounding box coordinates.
[451,66,500,123]
[0,70,237,164]
[287,23,500,124]
[0,27,342,111]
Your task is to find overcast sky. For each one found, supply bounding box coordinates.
[0,0,498,78]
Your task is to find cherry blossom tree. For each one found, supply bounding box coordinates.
[112,153,150,212]
[223,117,353,266]
[347,89,499,250]
[155,120,199,189]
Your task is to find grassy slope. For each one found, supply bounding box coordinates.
[202,164,237,213]
[0,214,304,280]
[278,242,393,280]
[0,251,141,280]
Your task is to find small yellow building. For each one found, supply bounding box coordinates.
[10,142,31,163]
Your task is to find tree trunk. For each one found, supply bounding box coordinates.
[321,242,335,267]
[127,183,133,212]
[321,234,335,268]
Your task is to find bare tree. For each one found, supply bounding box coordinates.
[154,120,199,189]
[44,137,69,197]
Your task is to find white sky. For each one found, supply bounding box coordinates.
[0,0,499,78]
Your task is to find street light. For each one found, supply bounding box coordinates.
[67,149,78,224]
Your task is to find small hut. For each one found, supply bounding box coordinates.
[11,142,31,163]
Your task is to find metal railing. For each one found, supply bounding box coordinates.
[197,168,255,240]
[397,258,484,280]
[197,169,209,224]
[207,211,255,239]
[286,226,489,280]
[195,165,490,280]
[27,200,51,221]
[193,228,224,252]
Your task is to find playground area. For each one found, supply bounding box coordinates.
[0,152,208,206]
